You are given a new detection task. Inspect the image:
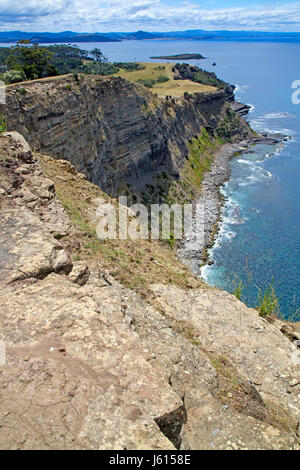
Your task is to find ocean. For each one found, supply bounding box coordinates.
[4,39,300,318]
[98,39,300,319]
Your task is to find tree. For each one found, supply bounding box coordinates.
[90,48,107,63]
[17,39,31,45]
[47,45,89,74]
[7,45,58,80]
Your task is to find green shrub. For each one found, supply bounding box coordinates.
[115,62,146,72]
[257,279,280,318]
[80,62,119,76]
[136,78,156,88]
[166,234,175,249]
[156,75,169,83]
[3,69,25,84]
[0,114,7,134]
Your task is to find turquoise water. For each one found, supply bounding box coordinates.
[6,39,299,318]
[79,39,300,318]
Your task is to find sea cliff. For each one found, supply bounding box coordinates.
[0,75,299,450]
[2,74,252,197]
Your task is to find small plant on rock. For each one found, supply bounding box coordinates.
[257,278,280,318]
[233,278,244,301]
[0,114,7,135]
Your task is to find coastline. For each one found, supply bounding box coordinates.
[178,133,288,275]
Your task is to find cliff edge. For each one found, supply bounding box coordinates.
[0,132,299,450]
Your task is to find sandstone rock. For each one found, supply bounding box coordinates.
[150,284,300,426]
[0,208,70,285]
[180,395,297,450]
[51,247,72,274]
[68,262,90,286]
[0,273,181,450]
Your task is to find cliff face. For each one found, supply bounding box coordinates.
[3,75,252,196]
[0,133,299,450]
[3,77,298,450]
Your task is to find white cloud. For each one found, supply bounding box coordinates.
[0,0,71,19]
[0,0,300,32]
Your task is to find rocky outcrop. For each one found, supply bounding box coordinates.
[2,75,252,197]
[0,132,73,285]
[0,133,299,450]
[231,101,251,116]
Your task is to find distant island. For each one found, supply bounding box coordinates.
[150,53,206,60]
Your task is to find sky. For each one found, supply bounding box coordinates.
[1,0,300,33]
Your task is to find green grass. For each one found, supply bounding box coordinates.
[114,62,217,98]
[0,114,7,134]
[39,153,205,299]
[217,107,243,141]
[233,279,244,301]
[179,128,223,194]
[257,279,281,318]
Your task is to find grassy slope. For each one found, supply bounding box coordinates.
[38,130,227,293]
[5,63,217,98]
[168,129,223,204]
[39,154,205,302]
[114,62,217,98]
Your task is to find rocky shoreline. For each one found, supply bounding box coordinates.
[178,133,290,275]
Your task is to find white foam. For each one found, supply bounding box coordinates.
[264,112,296,119]
[237,158,255,166]
[225,231,237,240]
[237,159,272,178]
[235,84,251,94]
[250,117,295,136]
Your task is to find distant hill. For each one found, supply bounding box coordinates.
[0,29,300,44]
[0,31,120,43]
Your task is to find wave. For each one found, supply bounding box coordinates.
[239,173,271,187]
[263,112,296,119]
[222,197,246,225]
[250,120,296,136]
[237,159,272,178]
[251,112,296,136]
[237,158,253,165]
[235,84,251,94]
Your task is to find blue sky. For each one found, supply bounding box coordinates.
[1,1,300,32]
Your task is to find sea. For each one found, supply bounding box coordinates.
[3,39,300,319]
